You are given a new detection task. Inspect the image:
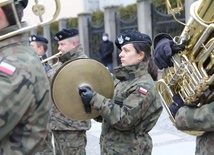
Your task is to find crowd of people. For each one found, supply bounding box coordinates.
[0,0,213,155]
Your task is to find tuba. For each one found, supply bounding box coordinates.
[0,0,61,41]
[156,0,214,136]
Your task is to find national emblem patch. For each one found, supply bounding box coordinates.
[138,87,148,95]
[0,62,16,75]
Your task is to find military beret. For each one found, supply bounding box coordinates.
[54,28,79,41]
[115,30,152,50]
[29,35,48,44]
[14,0,29,8]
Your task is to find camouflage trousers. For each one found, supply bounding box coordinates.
[35,130,87,155]
[35,131,53,155]
[99,133,152,155]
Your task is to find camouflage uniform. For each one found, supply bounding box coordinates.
[38,45,91,155]
[0,26,51,154]
[90,61,163,155]
[154,33,214,155]
[175,100,214,155]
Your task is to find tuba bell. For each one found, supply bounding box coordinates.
[156,0,214,136]
[0,0,61,41]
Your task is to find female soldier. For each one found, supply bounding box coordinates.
[79,30,163,155]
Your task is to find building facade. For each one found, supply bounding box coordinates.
[23,0,136,22]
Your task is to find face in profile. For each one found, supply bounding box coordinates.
[57,38,73,55]
[119,43,144,66]
[29,42,45,56]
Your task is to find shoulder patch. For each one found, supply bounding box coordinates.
[0,61,16,75]
[138,87,148,95]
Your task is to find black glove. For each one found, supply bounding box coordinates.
[169,94,184,118]
[93,115,103,123]
[154,38,182,69]
[78,86,93,113]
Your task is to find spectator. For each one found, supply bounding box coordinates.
[98,32,114,73]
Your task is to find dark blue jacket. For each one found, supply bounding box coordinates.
[99,40,114,64]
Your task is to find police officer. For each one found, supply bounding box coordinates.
[29,35,51,73]
[0,1,51,154]
[79,30,163,154]
[153,33,214,155]
[47,28,91,155]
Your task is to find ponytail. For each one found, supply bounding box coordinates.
[148,58,158,81]
[133,42,158,81]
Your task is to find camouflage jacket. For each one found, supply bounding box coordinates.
[48,45,91,131]
[90,61,163,154]
[175,99,214,155]
[0,27,51,154]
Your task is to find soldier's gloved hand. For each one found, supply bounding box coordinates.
[169,94,184,118]
[78,86,93,114]
[154,38,182,69]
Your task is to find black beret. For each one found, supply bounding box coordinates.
[29,35,48,44]
[54,28,79,41]
[115,30,152,50]
[14,0,28,8]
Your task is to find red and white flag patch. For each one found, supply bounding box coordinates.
[0,62,16,75]
[138,87,148,95]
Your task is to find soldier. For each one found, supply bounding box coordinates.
[29,35,51,73]
[79,30,163,155]
[46,28,91,155]
[153,33,214,155]
[0,0,51,154]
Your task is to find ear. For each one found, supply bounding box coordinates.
[138,51,145,62]
[72,40,77,46]
[38,45,43,51]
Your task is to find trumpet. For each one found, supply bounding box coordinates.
[42,52,62,67]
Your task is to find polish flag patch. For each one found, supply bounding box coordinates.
[138,87,148,95]
[0,62,16,75]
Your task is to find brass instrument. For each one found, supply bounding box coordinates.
[0,0,61,41]
[41,52,62,67]
[157,0,214,136]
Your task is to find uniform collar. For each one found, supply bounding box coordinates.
[114,61,148,81]
[59,45,85,63]
[39,54,48,60]
[0,23,28,48]
[69,45,85,60]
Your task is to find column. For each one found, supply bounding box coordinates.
[58,18,68,31]
[137,0,152,37]
[104,6,119,67]
[78,13,92,57]
[43,25,52,57]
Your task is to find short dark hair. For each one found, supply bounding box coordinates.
[2,3,24,26]
[36,42,48,52]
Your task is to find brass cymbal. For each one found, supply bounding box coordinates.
[51,58,114,120]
